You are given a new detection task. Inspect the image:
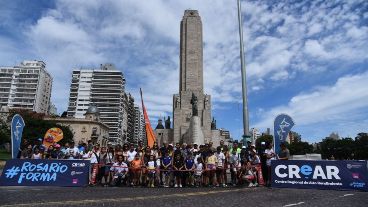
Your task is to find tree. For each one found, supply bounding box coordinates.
[7,109,73,146]
[354,133,368,160]
[0,119,10,145]
[320,137,362,160]
[288,141,313,155]
[255,134,273,150]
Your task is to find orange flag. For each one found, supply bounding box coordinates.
[140,88,156,148]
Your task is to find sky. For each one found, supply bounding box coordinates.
[0,0,367,143]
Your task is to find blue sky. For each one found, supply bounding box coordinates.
[1,0,367,143]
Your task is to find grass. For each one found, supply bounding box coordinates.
[0,149,11,161]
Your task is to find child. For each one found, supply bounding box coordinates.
[131,154,142,186]
[194,157,203,187]
[215,146,226,187]
[229,150,239,186]
[238,161,256,187]
[173,154,184,187]
[146,155,156,187]
[184,153,195,187]
[206,150,218,186]
[162,152,173,187]
[155,157,161,186]
[31,147,43,159]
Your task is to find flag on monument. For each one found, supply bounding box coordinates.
[11,114,25,158]
[273,114,295,154]
[140,88,156,148]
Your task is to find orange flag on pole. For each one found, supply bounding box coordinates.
[140,88,156,148]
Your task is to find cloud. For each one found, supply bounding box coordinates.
[1,0,367,141]
[254,71,368,139]
[304,40,330,59]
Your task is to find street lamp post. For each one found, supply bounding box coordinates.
[237,0,251,144]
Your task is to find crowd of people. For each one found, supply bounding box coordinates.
[18,138,290,188]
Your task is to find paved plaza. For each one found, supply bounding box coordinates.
[0,186,367,207]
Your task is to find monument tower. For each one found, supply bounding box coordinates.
[173,10,212,144]
[155,10,229,146]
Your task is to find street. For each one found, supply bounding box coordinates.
[0,186,367,207]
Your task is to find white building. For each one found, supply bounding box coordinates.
[0,60,52,114]
[133,105,145,145]
[251,128,262,142]
[66,63,126,144]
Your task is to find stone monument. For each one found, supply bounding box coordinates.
[173,10,212,144]
[154,10,230,146]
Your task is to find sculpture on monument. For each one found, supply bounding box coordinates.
[175,96,180,108]
[155,118,165,129]
[190,93,198,116]
[165,116,171,129]
[204,96,209,109]
[211,117,217,130]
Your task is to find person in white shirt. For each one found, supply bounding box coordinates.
[110,155,129,186]
[229,150,240,185]
[250,150,261,165]
[215,146,226,187]
[147,155,157,187]
[194,157,203,187]
[84,145,100,163]
[239,161,256,187]
[83,145,101,185]
[127,144,137,162]
[264,143,276,186]
[66,142,80,159]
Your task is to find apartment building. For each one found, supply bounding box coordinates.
[0,60,52,114]
[66,64,126,144]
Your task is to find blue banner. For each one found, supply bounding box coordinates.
[0,159,90,187]
[274,114,294,154]
[271,160,368,191]
[11,114,25,159]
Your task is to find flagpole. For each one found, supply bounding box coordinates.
[140,88,156,148]
[237,0,251,143]
[139,88,146,146]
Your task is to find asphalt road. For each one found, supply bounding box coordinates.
[0,186,367,207]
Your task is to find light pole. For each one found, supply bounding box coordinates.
[237,0,251,144]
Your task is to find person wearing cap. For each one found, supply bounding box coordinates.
[192,143,199,153]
